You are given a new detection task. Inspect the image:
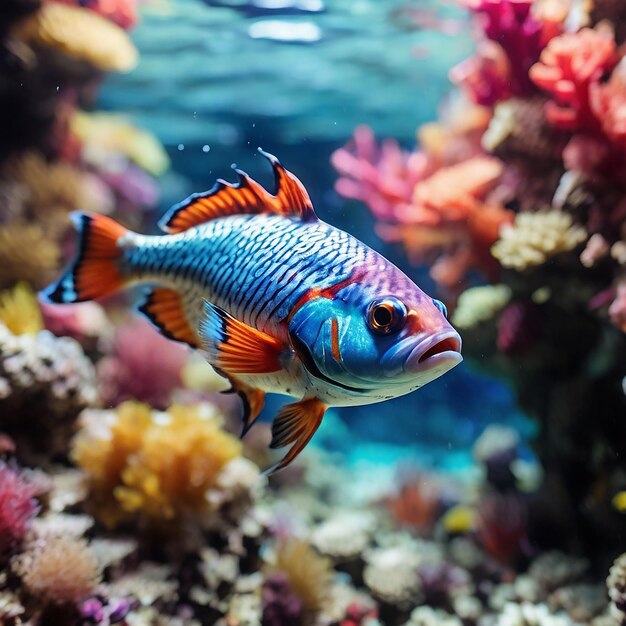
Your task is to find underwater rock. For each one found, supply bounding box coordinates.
[0,324,98,464]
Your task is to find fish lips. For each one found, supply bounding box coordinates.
[404,330,463,376]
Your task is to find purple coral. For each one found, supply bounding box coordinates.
[0,463,38,557]
[262,572,304,626]
[97,316,188,410]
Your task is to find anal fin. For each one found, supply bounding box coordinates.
[138,288,199,348]
[199,300,286,374]
[265,398,326,475]
[221,373,266,437]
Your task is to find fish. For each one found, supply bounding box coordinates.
[41,149,463,474]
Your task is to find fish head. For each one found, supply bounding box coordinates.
[288,278,462,399]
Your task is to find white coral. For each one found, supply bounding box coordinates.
[492,210,587,270]
[311,511,376,560]
[452,285,512,330]
[495,602,574,626]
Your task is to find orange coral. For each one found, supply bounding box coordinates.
[379,157,513,290]
[383,477,440,535]
[72,402,243,526]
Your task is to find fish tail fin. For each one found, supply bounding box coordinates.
[41,212,131,304]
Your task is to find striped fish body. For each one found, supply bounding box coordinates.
[43,151,462,473]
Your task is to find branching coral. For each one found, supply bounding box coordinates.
[529,25,618,132]
[331,125,428,222]
[491,210,587,270]
[12,2,138,72]
[97,317,189,410]
[0,463,38,558]
[13,534,102,606]
[72,401,245,526]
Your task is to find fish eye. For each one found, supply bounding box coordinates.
[432,299,448,318]
[367,297,407,335]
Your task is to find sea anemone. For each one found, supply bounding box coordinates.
[97,316,189,410]
[13,534,101,606]
[384,476,441,535]
[72,401,244,526]
[0,282,43,335]
[265,538,333,616]
[0,463,38,558]
[491,209,587,270]
[12,2,138,73]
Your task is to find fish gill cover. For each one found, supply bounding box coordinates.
[0,0,624,625]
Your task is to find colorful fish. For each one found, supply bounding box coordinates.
[42,150,462,473]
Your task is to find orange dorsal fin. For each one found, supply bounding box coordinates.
[159,149,316,233]
[264,398,326,475]
[138,287,199,348]
[199,300,285,374]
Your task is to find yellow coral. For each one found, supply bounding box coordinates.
[12,3,138,73]
[13,535,101,605]
[452,284,512,330]
[491,209,587,270]
[267,538,333,614]
[0,283,43,335]
[0,223,60,290]
[72,112,171,177]
[72,402,242,526]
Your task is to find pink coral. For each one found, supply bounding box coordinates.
[530,26,618,131]
[460,0,554,99]
[97,316,189,409]
[450,41,513,107]
[496,301,541,353]
[608,279,626,332]
[46,0,138,30]
[330,125,428,222]
[0,463,38,557]
[589,58,626,143]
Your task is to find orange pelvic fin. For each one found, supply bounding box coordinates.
[138,287,199,348]
[41,212,128,304]
[199,300,286,374]
[159,148,316,234]
[221,373,266,437]
[265,398,326,475]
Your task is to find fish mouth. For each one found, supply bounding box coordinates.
[404,331,463,374]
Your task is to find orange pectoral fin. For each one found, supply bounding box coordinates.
[199,300,286,374]
[264,398,326,475]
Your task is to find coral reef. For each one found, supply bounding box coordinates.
[333,0,626,562]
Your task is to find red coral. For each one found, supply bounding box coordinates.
[497,301,541,354]
[383,476,441,535]
[476,492,528,563]
[530,26,618,132]
[450,41,513,107]
[590,58,626,143]
[462,0,553,98]
[331,125,428,222]
[97,317,188,410]
[0,463,38,557]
